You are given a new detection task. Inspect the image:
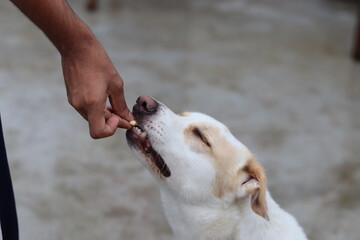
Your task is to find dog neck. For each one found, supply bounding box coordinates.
[160,188,276,240]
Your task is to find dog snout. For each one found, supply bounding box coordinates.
[133,96,159,116]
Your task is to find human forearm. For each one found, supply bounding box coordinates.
[11,0,133,138]
[10,0,96,56]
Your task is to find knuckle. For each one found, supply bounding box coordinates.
[90,130,105,139]
[119,107,130,116]
[111,78,124,91]
[117,79,124,88]
[83,96,98,107]
[68,95,98,109]
[90,127,115,139]
[68,97,82,110]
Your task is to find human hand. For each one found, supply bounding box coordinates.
[61,40,133,139]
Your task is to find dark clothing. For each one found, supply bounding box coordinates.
[0,116,19,240]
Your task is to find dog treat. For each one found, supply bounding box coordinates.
[130,120,137,126]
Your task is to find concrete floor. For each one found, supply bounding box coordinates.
[0,0,359,239]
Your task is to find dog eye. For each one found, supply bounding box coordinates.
[192,128,211,147]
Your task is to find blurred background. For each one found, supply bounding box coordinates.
[0,0,359,239]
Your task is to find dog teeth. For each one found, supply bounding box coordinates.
[134,127,141,134]
[133,126,148,138]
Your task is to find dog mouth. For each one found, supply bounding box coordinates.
[126,125,171,178]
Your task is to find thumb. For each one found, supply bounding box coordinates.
[108,77,134,127]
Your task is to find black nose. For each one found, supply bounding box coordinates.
[133,96,159,114]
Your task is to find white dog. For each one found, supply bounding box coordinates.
[126,96,308,240]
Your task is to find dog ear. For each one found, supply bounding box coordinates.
[241,156,269,221]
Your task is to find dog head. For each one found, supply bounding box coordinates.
[126,96,268,220]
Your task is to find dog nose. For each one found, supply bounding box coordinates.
[134,96,158,114]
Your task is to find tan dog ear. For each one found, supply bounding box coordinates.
[242,157,269,221]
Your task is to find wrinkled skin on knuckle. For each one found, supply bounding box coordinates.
[115,104,129,115]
